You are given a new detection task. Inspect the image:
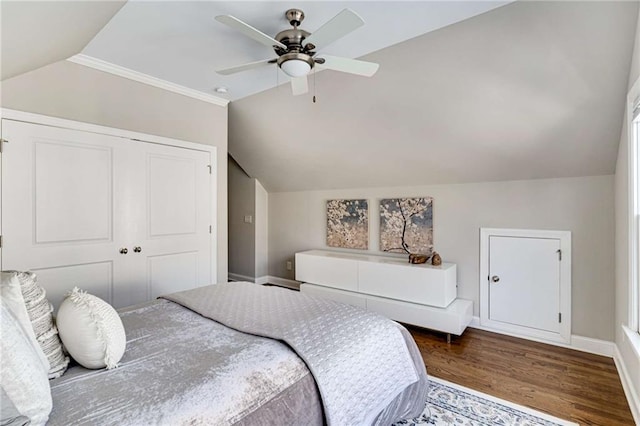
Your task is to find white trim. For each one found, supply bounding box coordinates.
[479,228,572,344]
[228,272,255,283]
[469,316,614,357]
[266,276,301,290]
[614,340,640,425]
[628,76,640,331]
[428,376,578,426]
[0,109,215,153]
[255,275,269,285]
[228,274,296,288]
[67,54,229,107]
[227,273,269,285]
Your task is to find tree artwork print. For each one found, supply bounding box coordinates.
[326,199,369,249]
[379,197,433,255]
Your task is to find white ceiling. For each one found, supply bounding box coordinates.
[229,1,639,192]
[81,1,510,101]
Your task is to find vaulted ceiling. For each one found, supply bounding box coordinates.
[0,1,125,80]
[229,1,639,192]
[1,1,637,193]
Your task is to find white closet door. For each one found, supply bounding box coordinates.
[479,228,571,344]
[1,120,127,309]
[2,119,214,309]
[123,141,212,303]
[489,236,560,333]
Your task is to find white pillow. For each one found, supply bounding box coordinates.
[0,300,52,426]
[0,272,47,365]
[11,271,68,379]
[56,287,126,369]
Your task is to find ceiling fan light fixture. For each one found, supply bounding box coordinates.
[277,52,314,77]
[281,59,311,77]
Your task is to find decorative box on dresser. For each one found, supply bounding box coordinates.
[296,250,473,341]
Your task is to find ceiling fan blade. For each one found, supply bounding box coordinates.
[303,8,364,51]
[316,55,379,77]
[290,76,309,96]
[216,58,274,75]
[216,15,286,49]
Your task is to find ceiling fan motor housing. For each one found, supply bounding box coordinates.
[275,29,310,53]
[275,10,316,76]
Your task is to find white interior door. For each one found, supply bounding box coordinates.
[2,118,215,309]
[489,236,560,332]
[480,228,571,344]
[125,141,212,302]
[1,120,126,309]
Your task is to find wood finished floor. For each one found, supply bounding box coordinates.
[407,326,634,425]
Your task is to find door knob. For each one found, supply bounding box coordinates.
[133,246,142,253]
[119,248,128,254]
[491,275,500,283]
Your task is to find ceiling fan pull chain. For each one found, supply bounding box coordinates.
[313,69,317,103]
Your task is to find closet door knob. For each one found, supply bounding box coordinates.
[133,246,142,253]
[119,248,128,254]
[491,275,500,283]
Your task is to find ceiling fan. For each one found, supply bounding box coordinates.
[215,8,379,96]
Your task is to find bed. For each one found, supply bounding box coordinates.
[45,282,428,425]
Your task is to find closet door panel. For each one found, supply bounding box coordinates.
[148,154,197,237]
[147,252,198,299]
[32,262,113,310]
[130,142,212,300]
[1,120,125,308]
[34,141,112,243]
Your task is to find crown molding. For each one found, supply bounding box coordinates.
[67,54,229,107]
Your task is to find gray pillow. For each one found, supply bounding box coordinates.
[0,387,30,426]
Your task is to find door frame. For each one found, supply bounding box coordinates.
[0,108,217,284]
[479,228,572,344]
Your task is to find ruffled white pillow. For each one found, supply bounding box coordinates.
[56,288,126,369]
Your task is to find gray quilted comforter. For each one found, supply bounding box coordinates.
[163,282,428,426]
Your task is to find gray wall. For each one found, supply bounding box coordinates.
[255,180,269,278]
[228,156,256,278]
[0,60,229,284]
[614,5,640,414]
[269,175,615,341]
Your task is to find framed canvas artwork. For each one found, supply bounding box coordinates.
[380,197,433,255]
[326,199,368,249]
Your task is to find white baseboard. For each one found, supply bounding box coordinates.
[265,276,301,290]
[229,274,300,289]
[614,344,640,424]
[228,272,256,283]
[255,275,269,285]
[469,316,614,357]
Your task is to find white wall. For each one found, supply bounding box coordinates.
[0,60,229,283]
[228,156,255,279]
[269,175,615,341]
[614,6,640,422]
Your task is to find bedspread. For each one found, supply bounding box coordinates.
[48,299,322,425]
[163,282,427,426]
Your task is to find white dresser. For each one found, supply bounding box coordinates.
[296,250,472,338]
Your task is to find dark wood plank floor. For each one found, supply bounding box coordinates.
[407,326,634,425]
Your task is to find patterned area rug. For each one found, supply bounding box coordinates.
[393,376,578,426]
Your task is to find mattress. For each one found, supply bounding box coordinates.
[47,299,324,425]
